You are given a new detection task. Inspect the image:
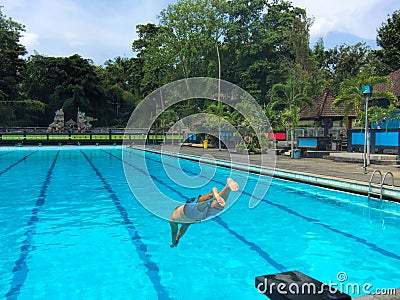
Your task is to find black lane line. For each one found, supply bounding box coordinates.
[105,150,188,200]
[132,149,400,263]
[107,149,287,272]
[212,217,286,271]
[260,198,400,262]
[81,150,170,300]
[0,151,37,177]
[6,151,59,299]
[0,151,13,157]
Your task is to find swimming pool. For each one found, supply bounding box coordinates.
[1,146,399,299]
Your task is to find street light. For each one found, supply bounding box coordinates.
[362,85,372,174]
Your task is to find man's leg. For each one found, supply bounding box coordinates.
[175,223,191,245]
[196,178,238,211]
[211,178,239,210]
[169,219,179,247]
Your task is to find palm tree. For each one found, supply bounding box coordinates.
[332,74,397,166]
[203,102,232,150]
[269,77,313,157]
[332,74,397,125]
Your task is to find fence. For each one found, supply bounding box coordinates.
[0,132,184,146]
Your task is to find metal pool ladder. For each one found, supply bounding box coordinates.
[368,169,395,200]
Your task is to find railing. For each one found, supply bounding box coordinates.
[368,170,382,200]
[368,169,395,201]
[0,132,184,146]
[380,171,394,200]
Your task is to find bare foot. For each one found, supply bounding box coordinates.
[212,187,226,207]
[227,178,239,192]
[170,239,178,248]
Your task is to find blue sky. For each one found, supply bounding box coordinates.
[1,0,398,65]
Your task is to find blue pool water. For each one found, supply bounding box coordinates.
[1,146,400,299]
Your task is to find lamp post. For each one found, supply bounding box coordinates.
[216,40,222,151]
[178,117,182,145]
[362,85,372,174]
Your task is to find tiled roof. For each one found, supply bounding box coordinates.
[390,69,400,97]
[300,89,356,120]
[389,69,400,97]
[375,69,400,98]
[300,69,400,121]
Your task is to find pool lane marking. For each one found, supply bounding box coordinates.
[6,151,59,300]
[129,149,400,263]
[212,217,286,271]
[0,151,13,157]
[105,150,287,272]
[256,199,400,261]
[102,150,188,199]
[0,151,37,177]
[80,150,170,300]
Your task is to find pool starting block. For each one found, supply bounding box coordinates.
[255,270,352,300]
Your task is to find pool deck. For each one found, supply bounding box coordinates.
[144,145,400,202]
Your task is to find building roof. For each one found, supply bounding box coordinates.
[300,89,357,120]
[375,69,400,98]
[301,69,400,121]
[389,69,400,97]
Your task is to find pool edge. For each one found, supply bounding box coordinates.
[130,146,400,203]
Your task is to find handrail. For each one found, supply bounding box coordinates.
[380,171,395,200]
[368,169,382,201]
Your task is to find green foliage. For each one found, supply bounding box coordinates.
[269,77,313,130]
[159,0,226,79]
[203,102,233,136]
[22,54,109,126]
[223,0,313,104]
[0,9,27,101]
[377,10,400,72]
[0,99,45,126]
[268,77,313,153]
[98,57,143,126]
[0,103,15,125]
[312,42,375,94]
[157,109,179,128]
[235,143,246,153]
[132,24,175,95]
[332,74,397,125]
[1,1,399,129]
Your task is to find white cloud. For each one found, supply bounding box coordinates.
[4,0,396,64]
[20,32,39,50]
[291,0,398,44]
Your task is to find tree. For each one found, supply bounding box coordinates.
[0,99,45,126]
[0,9,26,101]
[98,56,143,126]
[132,1,230,122]
[313,42,373,94]
[269,77,313,156]
[158,109,179,129]
[332,74,397,166]
[203,102,232,150]
[377,10,400,72]
[22,54,108,126]
[107,84,137,126]
[222,0,313,105]
[158,0,226,79]
[132,23,175,96]
[332,74,397,126]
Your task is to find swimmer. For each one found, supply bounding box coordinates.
[169,178,239,247]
